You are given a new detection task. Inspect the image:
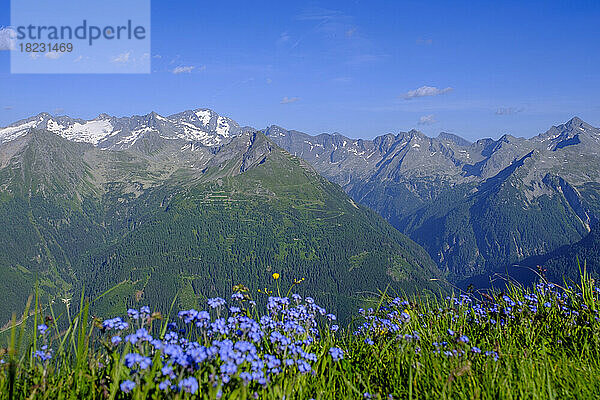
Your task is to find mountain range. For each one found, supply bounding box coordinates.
[262,118,600,282]
[2,108,600,322]
[0,110,444,324]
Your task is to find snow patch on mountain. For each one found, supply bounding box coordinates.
[56,120,115,145]
[0,108,246,150]
[216,116,230,137]
[0,120,39,143]
[195,110,212,126]
[117,127,155,146]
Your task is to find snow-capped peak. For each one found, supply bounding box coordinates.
[0,108,244,149]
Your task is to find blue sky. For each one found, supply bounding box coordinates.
[1,0,599,141]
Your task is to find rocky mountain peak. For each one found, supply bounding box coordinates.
[437,132,472,147]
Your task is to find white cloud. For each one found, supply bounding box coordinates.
[0,27,16,51]
[280,96,300,104]
[172,65,195,74]
[112,52,131,63]
[404,86,453,100]
[418,114,436,125]
[495,107,525,115]
[45,52,63,60]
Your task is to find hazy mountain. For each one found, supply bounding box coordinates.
[264,117,600,280]
[537,223,600,282]
[3,108,598,314]
[0,109,247,150]
[0,112,445,324]
[437,132,472,147]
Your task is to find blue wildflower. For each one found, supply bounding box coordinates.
[208,297,226,309]
[102,317,129,331]
[329,347,344,361]
[37,324,48,335]
[231,292,244,301]
[179,377,199,394]
[33,345,52,362]
[120,380,136,393]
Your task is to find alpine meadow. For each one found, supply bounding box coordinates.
[1,1,600,399]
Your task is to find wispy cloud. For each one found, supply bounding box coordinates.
[281,96,300,104]
[277,32,291,45]
[112,52,131,63]
[172,65,195,74]
[495,107,525,115]
[289,7,386,65]
[0,27,16,51]
[404,86,453,100]
[416,38,433,45]
[3,106,13,110]
[45,52,63,60]
[172,65,206,74]
[418,114,437,125]
[296,8,345,22]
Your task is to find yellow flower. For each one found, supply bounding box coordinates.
[272,273,280,280]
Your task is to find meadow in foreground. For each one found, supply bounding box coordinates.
[1,269,600,399]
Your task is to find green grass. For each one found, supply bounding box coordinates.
[1,269,599,399]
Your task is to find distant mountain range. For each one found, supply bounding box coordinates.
[2,109,599,322]
[0,110,444,324]
[0,109,250,148]
[263,117,600,281]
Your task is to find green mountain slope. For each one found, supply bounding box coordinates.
[497,223,600,286]
[539,224,600,282]
[396,151,592,279]
[265,118,600,283]
[0,129,444,324]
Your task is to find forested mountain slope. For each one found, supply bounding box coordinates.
[0,125,444,324]
[265,118,600,280]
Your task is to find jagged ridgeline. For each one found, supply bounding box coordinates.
[0,117,445,325]
[264,118,600,282]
